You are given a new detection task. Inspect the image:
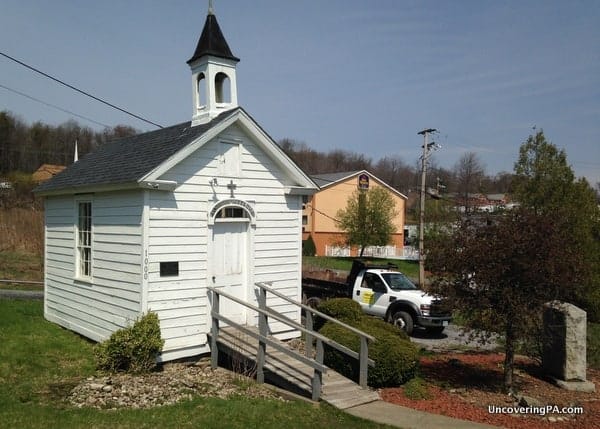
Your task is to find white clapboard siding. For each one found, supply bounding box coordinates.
[143,124,303,356]
[43,120,306,361]
[44,191,143,342]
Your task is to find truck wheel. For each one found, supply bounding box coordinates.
[425,326,445,335]
[390,311,414,335]
[306,297,321,309]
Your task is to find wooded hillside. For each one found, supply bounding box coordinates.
[0,111,138,174]
[0,110,515,201]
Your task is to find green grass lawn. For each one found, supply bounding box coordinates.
[0,299,393,429]
[303,256,419,279]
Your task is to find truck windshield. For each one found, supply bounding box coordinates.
[381,273,418,291]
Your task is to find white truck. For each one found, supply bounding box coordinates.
[302,260,451,335]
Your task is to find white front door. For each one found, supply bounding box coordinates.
[211,221,248,325]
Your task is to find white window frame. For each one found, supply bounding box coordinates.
[75,198,93,281]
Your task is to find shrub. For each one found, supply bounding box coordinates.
[94,312,164,374]
[315,298,362,331]
[319,314,419,387]
[317,298,362,323]
[302,236,316,257]
[402,376,431,400]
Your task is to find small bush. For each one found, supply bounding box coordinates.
[317,298,362,323]
[302,236,316,257]
[362,316,410,341]
[315,298,362,331]
[94,312,164,374]
[402,376,431,400]
[319,314,419,388]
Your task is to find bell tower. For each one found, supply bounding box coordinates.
[188,1,239,126]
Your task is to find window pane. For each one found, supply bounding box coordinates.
[77,202,92,278]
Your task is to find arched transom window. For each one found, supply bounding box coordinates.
[215,206,248,220]
[209,199,256,225]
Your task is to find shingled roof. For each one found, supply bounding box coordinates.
[310,171,361,188]
[187,10,239,64]
[310,170,408,199]
[34,108,238,195]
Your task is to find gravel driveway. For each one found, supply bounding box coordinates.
[0,289,43,300]
[410,324,501,352]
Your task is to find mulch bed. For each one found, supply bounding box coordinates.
[380,352,599,429]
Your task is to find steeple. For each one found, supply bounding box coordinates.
[188,2,239,126]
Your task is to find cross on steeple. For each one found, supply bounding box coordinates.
[227,180,237,197]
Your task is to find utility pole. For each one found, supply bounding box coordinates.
[417,128,437,287]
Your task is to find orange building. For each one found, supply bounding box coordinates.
[32,164,66,183]
[302,170,407,257]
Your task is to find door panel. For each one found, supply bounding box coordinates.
[356,272,390,317]
[211,221,248,325]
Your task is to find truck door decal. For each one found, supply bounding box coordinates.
[362,290,375,305]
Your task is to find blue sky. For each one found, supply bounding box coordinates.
[1,0,599,186]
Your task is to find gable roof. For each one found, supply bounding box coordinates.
[188,11,239,64]
[35,107,317,196]
[32,164,66,182]
[310,170,408,200]
[310,171,362,188]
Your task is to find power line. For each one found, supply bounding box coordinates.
[0,83,111,128]
[0,51,164,129]
[304,203,340,223]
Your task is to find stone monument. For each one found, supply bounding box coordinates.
[542,301,595,392]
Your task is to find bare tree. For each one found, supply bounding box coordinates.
[374,155,415,195]
[454,152,485,214]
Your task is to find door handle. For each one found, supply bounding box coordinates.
[212,276,216,283]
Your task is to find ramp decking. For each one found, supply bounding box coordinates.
[211,325,380,409]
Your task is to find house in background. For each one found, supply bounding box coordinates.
[32,164,66,183]
[35,6,317,362]
[453,193,512,213]
[302,170,407,257]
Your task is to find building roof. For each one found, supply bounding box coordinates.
[310,170,407,199]
[34,109,236,195]
[187,10,239,64]
[310,171,362,188]
[32,164,67,183]
[35,107,317,196]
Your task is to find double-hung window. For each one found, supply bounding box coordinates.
[77,201,92,279]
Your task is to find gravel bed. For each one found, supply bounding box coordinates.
[68,358,286,409]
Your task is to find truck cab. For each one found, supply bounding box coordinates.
[351,264,451,335]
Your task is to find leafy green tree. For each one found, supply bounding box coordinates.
[512,130,600,321]
[513,130,575,213]
[336,187,397,257]
[427,208,584,391]
[428,130,600,390]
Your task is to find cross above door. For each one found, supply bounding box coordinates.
[227,180,237,197]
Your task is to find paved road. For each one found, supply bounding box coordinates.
[410,324,501,352]
[0,289,43,300]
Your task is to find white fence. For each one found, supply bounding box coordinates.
[324,245,419,260]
